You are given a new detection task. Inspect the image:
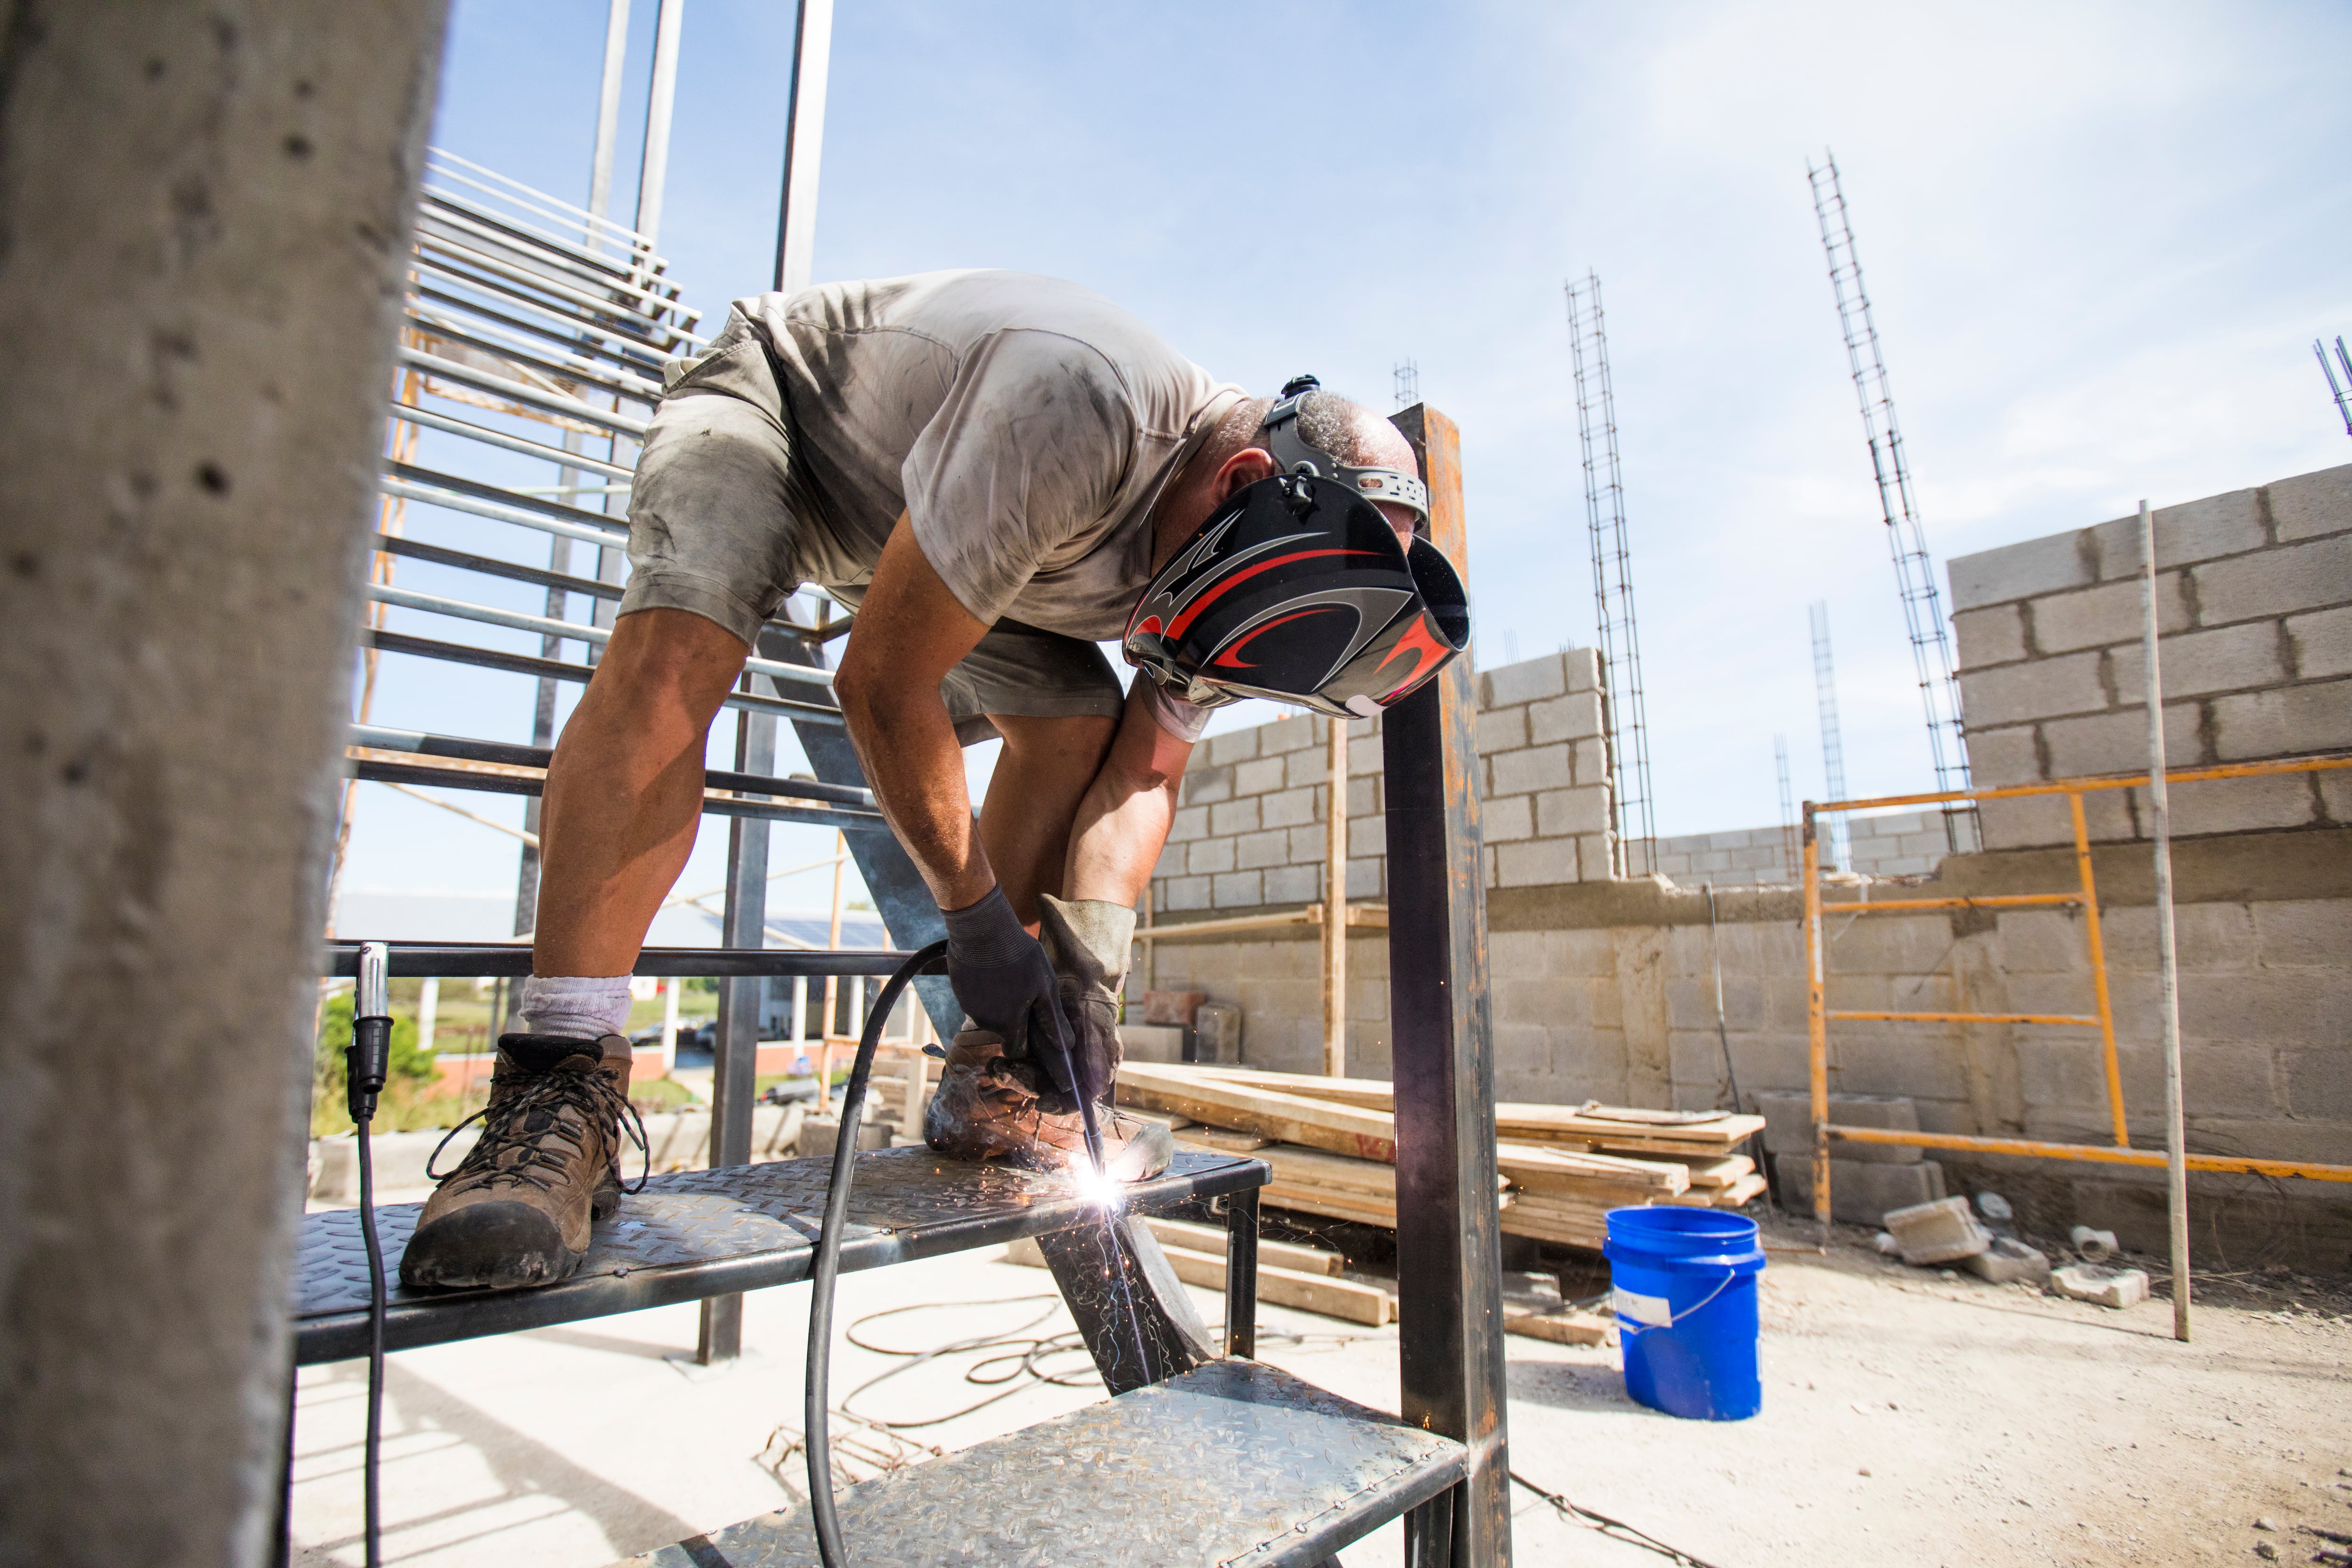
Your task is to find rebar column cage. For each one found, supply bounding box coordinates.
[1563,271,1655,879]
[1807,151,1973,852]
[1800,752,2352,1230]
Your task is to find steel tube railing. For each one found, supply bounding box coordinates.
[377,475,626,550]
[359,629,845,727]
[385,402,638,479]
[408,256,680,358]
[325,942,914,979]
[405,311,663,406]
[395,346,652,437]
[361,583,837,690]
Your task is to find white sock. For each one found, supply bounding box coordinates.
[519,975,634,1041]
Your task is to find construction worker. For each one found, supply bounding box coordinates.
[400,271,1467,1290]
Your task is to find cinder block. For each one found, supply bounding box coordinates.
[1347,775,1378,817]
[1348,735,1382,776]
[1233,756,1286,796]
[1963,1236,2052,1284]
[2041,704,2200,780]
[1344,857,1383,899]
[1957,651,2107,727]
[2265,462,2352,543]
[2248,900,2352,968]
[1347,815,1385,858]
[2280,1047,2352,1118]
[2089,486,2267,576]
[1751,1089,1923,1163]
[1205,729,1259,768]
[1564,647,1604,694]
[1576,832,1614,880]
[1495,836,1578,888]
[1490,743,1572,797]
[1235,828,1289,870]
[1260,786,1317,830]
[1286,825,1324,865]
[2212,678,2352,760]
[1151,842,1184,879]
[1187,838,1235,876]
[1282,748,1328,792]
[1527,691,1604,744]
[1184,764,1232,806]
[2288,605,2352,680]
[2109,621,2286,700]
[1882,1195,1992,1264]
[2161,772,2318,837]
[2027,573,2191,655]
[1484,794,1534,842]
[1536,786,1608,837]
[1483,653,1567,708]
[1210,798,1261,837]
[1976,793,2078,850]
[1773,1154,1947,1225]
[1263,864,1318,905]
[1163,875,1212,912]
[1949,531,2094,611]
[2193,533,2352,624]
[1962,724,2042,788]
[1477,705,1528,755]
[1168,804,1211,843]
[1953,603,2027,669]
[1570,736,1610,787]
[2050,1263,2148,1308]
[1260,714,1319,755]
[1210,870,1263,908]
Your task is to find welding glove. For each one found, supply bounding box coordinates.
[1036,893,1136,1115]
[941,884,1081,1103]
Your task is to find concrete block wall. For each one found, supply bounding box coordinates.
[1647,809,1965,885]
[1947,462,2352,850]
[1150,649,1616,917]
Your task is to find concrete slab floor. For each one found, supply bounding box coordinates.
[289,1198,2352,1568]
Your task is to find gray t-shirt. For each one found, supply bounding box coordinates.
[720,270,1245,640]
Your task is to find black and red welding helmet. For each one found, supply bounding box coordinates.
[1121,471,1470,719]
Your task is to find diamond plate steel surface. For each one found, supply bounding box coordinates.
[294,1148,1261,1363]
[616,1360,1464,1568]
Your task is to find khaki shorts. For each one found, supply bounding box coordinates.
[614,387,1128,747]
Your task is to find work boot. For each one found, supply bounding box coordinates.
[400,1034,638,1291]
[923,1029,1172,1181]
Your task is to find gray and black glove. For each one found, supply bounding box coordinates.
[942,885,1079,1102]
[1037,893,1136,1115]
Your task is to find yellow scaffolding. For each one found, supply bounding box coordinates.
[1802,752,2352,1235]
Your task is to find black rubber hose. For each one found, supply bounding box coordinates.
[806,940,948,1568]
[355,1114,386,1568]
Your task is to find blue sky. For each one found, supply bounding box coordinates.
[338,0,2352,921]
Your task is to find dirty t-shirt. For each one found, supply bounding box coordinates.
[700,269,1245,642]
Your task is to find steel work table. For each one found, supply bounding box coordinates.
[293,1146,1267,1365]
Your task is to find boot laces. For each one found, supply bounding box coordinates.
[427,1062,650,1196]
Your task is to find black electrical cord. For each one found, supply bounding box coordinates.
[1509,1469,1726,1568]
[344,942,395,1568]
[805,939,948,1568]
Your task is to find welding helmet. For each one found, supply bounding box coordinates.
[1122,380,1469,718]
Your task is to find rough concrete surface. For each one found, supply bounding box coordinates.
[289,1197,2350,1568]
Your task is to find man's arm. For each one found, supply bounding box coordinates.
[830,514,995,910]
[1062,684,1196,908]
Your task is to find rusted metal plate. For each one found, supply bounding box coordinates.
[615,1360,1464,1568]
[292,1147,1263,1364]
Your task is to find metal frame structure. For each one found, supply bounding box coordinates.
[1807,601,1851,874]
[1800,755,2352,1294]
[1563,271,1656,878]
[2315,335,2352,440]
[1807,151,1973,849]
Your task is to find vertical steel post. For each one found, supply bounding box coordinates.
[1385,405,1509,1568]
[632,0,685,249]
[698,642,779,1366]
[1224,1187,1260,1359]
[2140,499,2191,1341]
[772,0,835,294]
[1323,715,1349,1077]
[1804,807,1829,1237]
[2069,791,2128,1147]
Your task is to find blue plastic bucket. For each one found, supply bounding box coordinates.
[1603,1206,1766,1421]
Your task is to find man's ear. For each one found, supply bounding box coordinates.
[1212,446,1279,505]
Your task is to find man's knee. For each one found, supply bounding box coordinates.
[589,608,749,714]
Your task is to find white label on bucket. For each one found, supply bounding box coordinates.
[1611,1287,1673,1327]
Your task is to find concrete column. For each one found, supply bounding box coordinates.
[0,6,447,1565]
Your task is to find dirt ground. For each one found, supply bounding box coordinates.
[290,1194,2352,1567]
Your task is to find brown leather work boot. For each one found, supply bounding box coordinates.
[399,1034,639,1291]
[923,1029,1172,1182]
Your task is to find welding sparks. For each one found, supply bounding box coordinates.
[1070,1157,1125,1210]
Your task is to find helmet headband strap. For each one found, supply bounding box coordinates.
[1262,375,1430,530]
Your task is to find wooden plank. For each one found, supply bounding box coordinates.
[1119,1064,1398,1161]
[1140,1216,1341,1277]
[1660,1172,1768,1208]
[999,1236,1392,1326]
[1502,1307,1614,1347]
[1122,1106,1196,1133]
[1174,1126,1272,1154]
[1495,1140,1687,1195]
[1669,1154,1756,1189]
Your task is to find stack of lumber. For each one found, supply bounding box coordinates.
[1117,1062,1764,1250]
[1001,1215,1397,1327]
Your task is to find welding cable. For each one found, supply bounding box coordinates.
[345,943,396,1568]
[1509,1470,1725,1568]
[804,940,947,1568]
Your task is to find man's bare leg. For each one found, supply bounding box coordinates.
[977,712,1117,928]
[534,607,750,975]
